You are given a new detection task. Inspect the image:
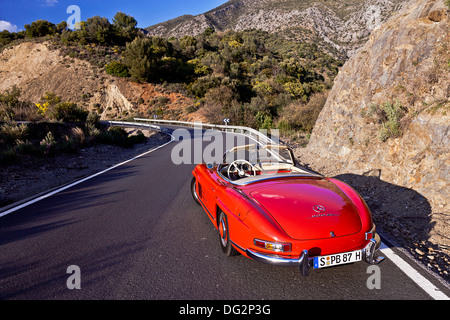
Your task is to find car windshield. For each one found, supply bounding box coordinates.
[219,144,321,185]
[223,144,293,165]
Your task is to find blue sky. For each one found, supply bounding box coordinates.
[0,0,229,32]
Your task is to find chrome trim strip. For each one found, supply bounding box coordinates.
[247,249,311,276]
[217,171,323,186]
[247,249,300,266]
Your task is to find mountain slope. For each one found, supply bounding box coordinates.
[0,42,195,121]
[145,0,410,57]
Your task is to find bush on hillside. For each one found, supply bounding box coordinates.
[276,91,328,133]
[53,102,89,123]
[24,20,56,38]
[105,61,130,77]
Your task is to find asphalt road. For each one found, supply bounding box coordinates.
[1,126,449,303]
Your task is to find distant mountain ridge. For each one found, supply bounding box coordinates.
[145,0,411,58]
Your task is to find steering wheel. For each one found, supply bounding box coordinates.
[227,160,257,181]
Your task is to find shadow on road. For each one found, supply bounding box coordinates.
[332,170,449,283]
[334,171,432,245]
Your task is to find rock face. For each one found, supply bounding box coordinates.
[146,0,410,57]
[297,0,449,252]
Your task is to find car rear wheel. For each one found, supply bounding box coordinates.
[218,211,239,256]
[191,177,201,205]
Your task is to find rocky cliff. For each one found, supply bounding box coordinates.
[296,0,449,270]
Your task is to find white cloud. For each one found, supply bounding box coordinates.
[41,0,58,7]
[0,20,18,32]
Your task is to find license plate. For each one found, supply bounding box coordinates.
[313,250,362,269]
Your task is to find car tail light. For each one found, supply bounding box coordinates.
[254,239,292,252]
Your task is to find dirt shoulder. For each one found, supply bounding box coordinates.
[0,130,171,209]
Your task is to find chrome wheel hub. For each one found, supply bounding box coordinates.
[219,218,227,246]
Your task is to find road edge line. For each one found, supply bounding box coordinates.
[0,136,174,219]
[379,242,449,300]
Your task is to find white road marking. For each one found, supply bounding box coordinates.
[379,242,449,300]
[0,138,174,219]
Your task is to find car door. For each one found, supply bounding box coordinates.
[200,169,221,220]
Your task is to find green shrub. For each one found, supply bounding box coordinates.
[128,130,146,145]
[98,126,129,146]
[187,75,222,98]
[124,37,154,83]
[0,86,35,120]
[378,101,406,142]
[112,12,138,45]
[0,86,21,107]
[0,30,15,47]
[40,131,57,156]
[105,61,130,77]
[24,20,56,38]
[53,102,88,123]
[86,111,100,126]
[361,100,407,142]
[283,81,307,101]
[276,91,328,133]
[0,121,28,147]
[15,139,39,155]
[256,111,273,130]
[84,16,114,45]
[85,123,101,137]
[97,126,147,148]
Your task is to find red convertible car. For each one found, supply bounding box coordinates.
[191,144,384,275]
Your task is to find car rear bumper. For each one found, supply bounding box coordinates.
[246,233,384,276]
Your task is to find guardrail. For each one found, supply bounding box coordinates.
[133,118,276,146]
[102,120,163,132]
[103,118,277,147]
[104,118,284,163]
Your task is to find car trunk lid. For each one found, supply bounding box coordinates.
[246,178,362,240]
